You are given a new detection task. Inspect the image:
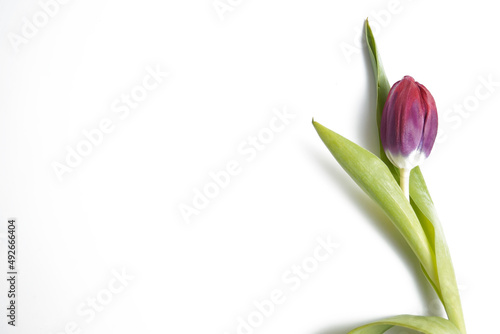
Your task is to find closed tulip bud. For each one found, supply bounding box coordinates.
[380,75,438,199]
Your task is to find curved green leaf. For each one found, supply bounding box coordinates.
[347,315,461,334]
[411,169,466,333]
[312,120,436,284]
[364,18,391,163]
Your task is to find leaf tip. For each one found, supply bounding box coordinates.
[311,119,322,133]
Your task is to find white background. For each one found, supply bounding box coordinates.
[1,0,499,333]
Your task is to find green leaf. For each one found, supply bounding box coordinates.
[411,170,466,333]
[365,19,466,333]
[347,315,462,334]
[312,120,436,284]
[364,18,391,166]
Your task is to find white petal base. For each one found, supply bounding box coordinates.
[386,150,427,170]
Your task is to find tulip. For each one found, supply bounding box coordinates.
[380,75,438,200]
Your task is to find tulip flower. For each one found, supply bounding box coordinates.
[312,21,467,334]
[380,75,438,200]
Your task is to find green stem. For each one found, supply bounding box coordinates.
[400,167,411,201]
